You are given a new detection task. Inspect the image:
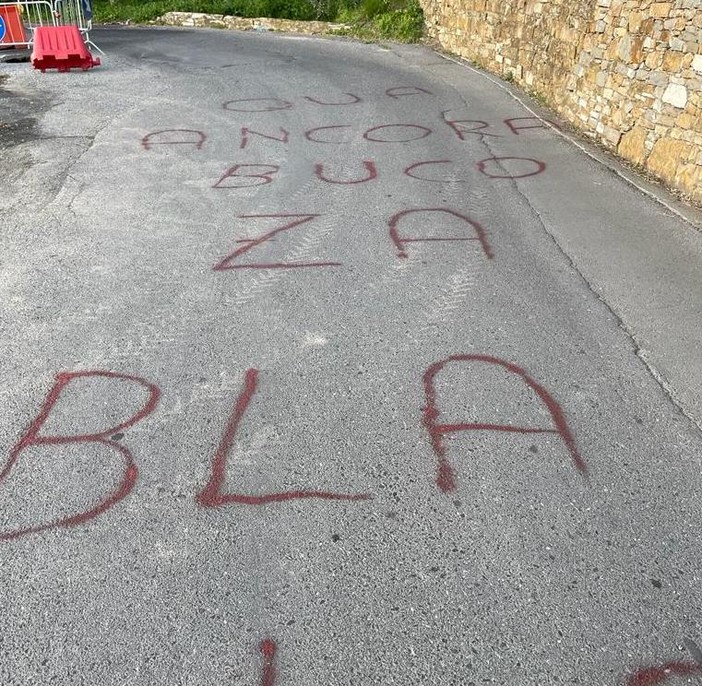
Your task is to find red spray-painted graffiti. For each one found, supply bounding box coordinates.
[388,208,493,260]
[213,214,341,270]
[213,164,280,189]
[442,115,561,139]
[259,639,277,686]
[626,661,702,686]
[0,371,160,542]
[197,368,371,506]
[504,117,561,135]
[386,86,432,99]
[363,124,433,143]
[240,127,290,150]
[315,160,378,185]
[403,160,456,182]
[143,116,555,155]
[304,93,362,106]
[223,98,294,112]
[476,156,546,179]
[223,87,429,112]
[247,638,691,686]
[305,125,355,144]
[443,117,499,139]
[422,355,587,493]
[141,129,207,151]
[210,158,546,187]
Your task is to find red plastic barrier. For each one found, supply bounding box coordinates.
[31,25,100,72]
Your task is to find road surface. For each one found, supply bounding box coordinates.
[1,26,702,686]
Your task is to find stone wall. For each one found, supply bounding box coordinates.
[158,12,348,36]
[420,0,702,203]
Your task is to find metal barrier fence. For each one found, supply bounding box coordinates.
[0,0,100,53]
[0,1,55,48]
[54,0,101,52]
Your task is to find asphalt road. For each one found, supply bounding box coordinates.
[1,26,702,686]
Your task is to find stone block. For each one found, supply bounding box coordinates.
[645,51,663,69]
[647,137,695,185]
[675,164,702,202]
[628,11,643,33]
[603,126,623,145]
[619,125,649,164]
[663,51,685,71]
[650,2,673,18]
[662,82,688,107]
[675,111,696,129]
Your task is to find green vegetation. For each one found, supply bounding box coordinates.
[332,0,424,42]
[92,0,424,42]
[93,0,318,22]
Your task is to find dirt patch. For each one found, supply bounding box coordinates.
[0,77,47,150]
[0,75,51,196]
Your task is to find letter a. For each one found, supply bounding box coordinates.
[142,129,207,150]
[422,355,587,493]
[389,208,493,260]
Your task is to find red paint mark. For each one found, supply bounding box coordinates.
[213,214,341,270]
[442,117,498,139]
[389,208,493,260]
[305,125,354,144]
[141,129,207,150]
[212,164,280,189]
[315,160,377,185]
[304,93,361,105]
[476,156,546,178]
[386,86,432,99]
[0,371,160,542]
[260,639,277,686]
[363,124,433,143]
[223,98,293,112]
[627,662,702,686]
[422,355,587,493]
[240,127,290,150]
[504,117,561,135]
[197,369,370,506]
[404,160,455,182]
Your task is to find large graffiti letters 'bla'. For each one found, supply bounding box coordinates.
[422,355,587,493]
[197,368,371,506]
[0,371,160,542]
[213,214,341,271]
[389,208,493,260]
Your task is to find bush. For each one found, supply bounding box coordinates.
[373,1,423,40]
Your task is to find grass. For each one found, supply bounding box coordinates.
[331,0,424,42]
[92,0,424,41]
